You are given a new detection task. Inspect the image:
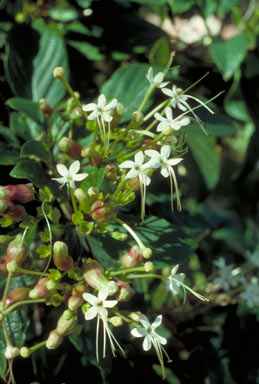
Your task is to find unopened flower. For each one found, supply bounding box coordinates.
[52,160,88,190]
[119,151,151,220]
[5,345,19,359]
[83,287,124,361]
[83,94,117,153]
[154,107,190,133]
[146,67,169,89]
[145,145,183,211]
[131,314,169,379]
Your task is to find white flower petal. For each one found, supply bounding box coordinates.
[153,332,167,345]
[125,168,138,179]
[131,327,147,338]
[87,110,98,120]
[83,292,98,306]
[165,107,173,121]
[143,335,152,351]
[170,265,179,276]
[102,112,113,122]
[69,160,80,175]
[85,306,98,320]
[145,149,160,159]
[161,166,169,178]
[119,160,135,169]
[51,176,67,186]
[134,151,144,165]
[56,164,69,177]
[167,158,183,166]
[103,299,118,309]
[98,287,109,301]
[161,145,171,160]
[73,173,88,182]
[105,99,117,111]
[154,112,165,122]
[83,103,97,112]
[98,94,106,108]
[151,315,163,330]
[162,88,173,98]
[139,314,151,329]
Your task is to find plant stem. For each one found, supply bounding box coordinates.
[3,299,46,316]
[116,218,145,249]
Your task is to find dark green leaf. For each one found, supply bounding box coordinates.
[169,0,194,13]
[224,99,250,122]
[81,166,106,192]
[4,22,69,105]
[149,36,171,68]
[0,142,20,165]
[208,35,248,80]
[67,40,104,61]
[0,125,20,146]
[5,308,30,347]
[6,97,44,124]
[10,112,44,141]
[129,0,168,5]
[87,235,121,269]
[10,159,55,189]
[187,135,220,190]
[101,63,152,122]
[20,140,52,167]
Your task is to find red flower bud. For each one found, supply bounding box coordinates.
[90,199,115,223]
[59,137,82,160]
[29,277,57,299]
[39,98,53,117]
[4,287,30,309]
[6,235,28,265]
[121,246,143,268]
[115,280,133,302]
[0,184,34,203]
[0,199,26,221]
[53,241,74,271]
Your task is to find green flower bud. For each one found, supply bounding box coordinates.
[144,261,154,273]
[53,241,74,271]
[29,277,57,299]
[6,260,19,273]
[110,316,123,327]
[20,347,31,358]
[88,187,99,200]
[68,295,83,311]
[56,309,77,336]
[53,67,65,79]
[128,111,144,129]
[115,280,133,302]
[46,331,63,349]
[110,102,124,127]
[82,259,118,295]
[105,164,117,179]
[6,235,28,265]
[142,247,152,259]
[39,98,53,117]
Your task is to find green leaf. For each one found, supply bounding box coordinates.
[187,135,220,190]
[6,97,44,124]
[87,235,120,269]
[72,211,84,225]
[49,7,78,22]
[0,142,20,165]
[39,186,53,203]
[0,125,20,146]
[101,63,152,122]
[67,40,104,61]
[129,0,167,4]
[20,140,52,167]
[217,0,240,18]
[208,35,248,80]
[36,244,51,258]
[10,112,44,141]
[81,166,106,192]
[224,99,250,122]
[39,228,51,243]
[4,22,69,105]
[149,36,171,68]
[10,159,57,190]
[4,308,30,347]
[49,207,61,224]
[48,269,62,281]
[169,0,194,13]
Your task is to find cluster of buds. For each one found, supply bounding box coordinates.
[0,235,29,276]
[0,184,34,221]
[82,259,118,295]
[121,246,144,268]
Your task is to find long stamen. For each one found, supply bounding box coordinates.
[185,94,214,114]
[96,315,100,362]
[169,167,181,211]
[167,166,174,212]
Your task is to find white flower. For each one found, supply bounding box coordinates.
[166,264,209,303]
[166,265,185,295]
[119,151,152,221]
[83,94,117,153]
[213,258,244,291]
[52,160,88,189]
[5,345,19,359]
[154,107,190,133]
[83,287,124,361]
[131,314,169,379]
[145,145,183,211]
[240,277,259,308]
[146,67,169,89]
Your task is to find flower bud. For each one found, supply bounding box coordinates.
[88,187,99,200]
[81,147,102,167]
[90,199,115,223]
[105,164,117,179]
[129,311,141,322]
[141,247,152,259]
[46,330,63,349]
[20,347,31,358]
[110,102,124,127]
[110,316,123,327]
[0,184,34,204]
[56,309,77,336]
[6,235,28,265]
[59,137,82,160]
[4,287,30,309]
[115,280,133,302]
[127,177,140,191]
[82,259,118,295]
[128,111,144,129]
[5,345,19,359]
[53,241,74,271]
[74,188,89,212]
[144,261,154,273]
[53,67,65,79]
[39,98,53,117]
[163,126,174,136]
[121,246,143,268]
[72,282,87,297]
[0,256,8,276]
[68,295,83,311]
[0,199,26,221]
[29,277,57,299]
